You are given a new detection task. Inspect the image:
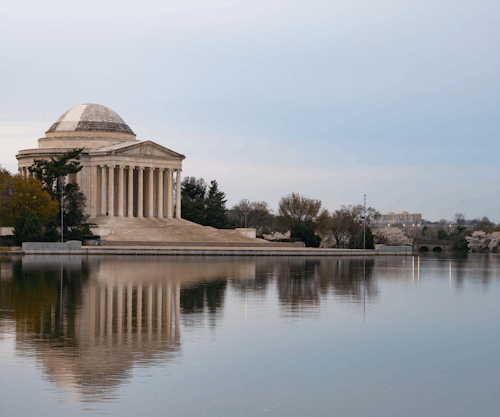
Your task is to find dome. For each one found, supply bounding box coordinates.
[47,104,135,135]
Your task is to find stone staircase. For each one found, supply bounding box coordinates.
[88,216,266,244]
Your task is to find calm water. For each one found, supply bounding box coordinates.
[0,254,499,417]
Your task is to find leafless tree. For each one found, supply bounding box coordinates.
[277,192,322,230]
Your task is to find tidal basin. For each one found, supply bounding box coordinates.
[0,254,499,416]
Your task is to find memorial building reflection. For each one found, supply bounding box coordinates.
[0,255,407,401]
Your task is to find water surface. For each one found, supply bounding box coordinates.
[0,254,499,416]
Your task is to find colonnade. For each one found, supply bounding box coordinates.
[18,167,35,178]
[80,282,182,345]
[94,165,182,219]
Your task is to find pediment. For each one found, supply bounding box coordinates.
[118,141,184,159]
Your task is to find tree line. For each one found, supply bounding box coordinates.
[180,177,380,248]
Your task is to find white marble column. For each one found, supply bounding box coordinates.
[158,169,164,219]
[175,169,182,219]
[117,284,123,340]
[107,284,113,344]
[117,165,124,217]
[128,166,134,217]
[166,168,173,219]
[147,284,153,341]
[137,167,144,218]
[108,165,115,217]
[175,282,180,341]
[127,284,133,344]
[91,166,98,217]
[137,284,143,337]
[148,168,154,217]
[157,284,162,338]
[166,283,172,341]
[101,165,107,215]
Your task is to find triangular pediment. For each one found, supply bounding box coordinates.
[117,141,184,159]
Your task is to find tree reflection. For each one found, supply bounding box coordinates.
[276,258,377,310]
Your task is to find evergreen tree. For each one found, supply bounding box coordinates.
[13,210,44,244]
[29,149,83,199]
[13,209,29,246]
[22,214,44,242]
[43,216,60,242]
[357,226,375,249]
[291,225,321,248]
[181,177,208,225]
[205,180,228,228]
[28,149,88,231]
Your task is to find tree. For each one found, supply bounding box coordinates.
[12,210,44,245]
[373,227,409,246]
[472,216,495,232]
[205,180,228,229]
[28,149,88,230]
[291,225,321,247]
[29,149,83,199]
[453,212,466,224]
[181,176,208,225]
[317,205,380,249]
[277,192,322,230]
[230,200,274,234]
[0,173,58,227]
[0,166,15,226]
[358,226,375,249]
[43,216,60,242]
[180,177,230,228]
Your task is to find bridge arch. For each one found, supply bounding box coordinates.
[419,246,429,252]
[432,247,443,253]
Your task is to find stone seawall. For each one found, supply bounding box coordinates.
[19,243,412,257]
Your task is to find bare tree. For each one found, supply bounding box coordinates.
[277,192,322,230]
[453,212,466,224]
[317,204,380,249]
[230,200,274,234]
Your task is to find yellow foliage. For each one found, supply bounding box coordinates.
[1,175,59,226]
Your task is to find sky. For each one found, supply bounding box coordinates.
[0,0,499,222]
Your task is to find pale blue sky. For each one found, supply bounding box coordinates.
[1,1,499,221]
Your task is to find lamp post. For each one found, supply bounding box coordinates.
[243,197,248,228]
[363,194,366,250]
[60,176,65,242]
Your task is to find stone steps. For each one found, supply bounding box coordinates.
[88,216,264,243]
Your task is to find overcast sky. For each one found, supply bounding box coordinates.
[1,0,499,221]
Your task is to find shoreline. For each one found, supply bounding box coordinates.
[2,245,413,256]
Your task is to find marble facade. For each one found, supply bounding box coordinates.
[16,104,184,221]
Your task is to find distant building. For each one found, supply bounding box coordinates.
[378,211,422,222]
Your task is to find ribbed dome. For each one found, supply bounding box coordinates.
[47,104,135,135]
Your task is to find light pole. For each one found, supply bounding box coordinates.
[60,177,65,242]
[243,197,248,228]
[363,194,366,250]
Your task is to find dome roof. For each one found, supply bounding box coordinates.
[47,104,135,135]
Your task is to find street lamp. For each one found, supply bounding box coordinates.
[60,176,65,242]
[243,197,248,228]
[363,194,366,250]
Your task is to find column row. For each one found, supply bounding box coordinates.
[94,165,181,219]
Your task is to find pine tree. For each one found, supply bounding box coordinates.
[181,177,208,225]
[205,180,228,229]
[22,214,44,242]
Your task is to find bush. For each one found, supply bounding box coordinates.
[358,227,375,249]
[290,225,321,248]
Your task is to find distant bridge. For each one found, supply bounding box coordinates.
[413,238,454,253]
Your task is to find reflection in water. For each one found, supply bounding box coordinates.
[0,253,498,411]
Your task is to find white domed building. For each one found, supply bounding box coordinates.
[16,104,256,243]
[16,104,186,237]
